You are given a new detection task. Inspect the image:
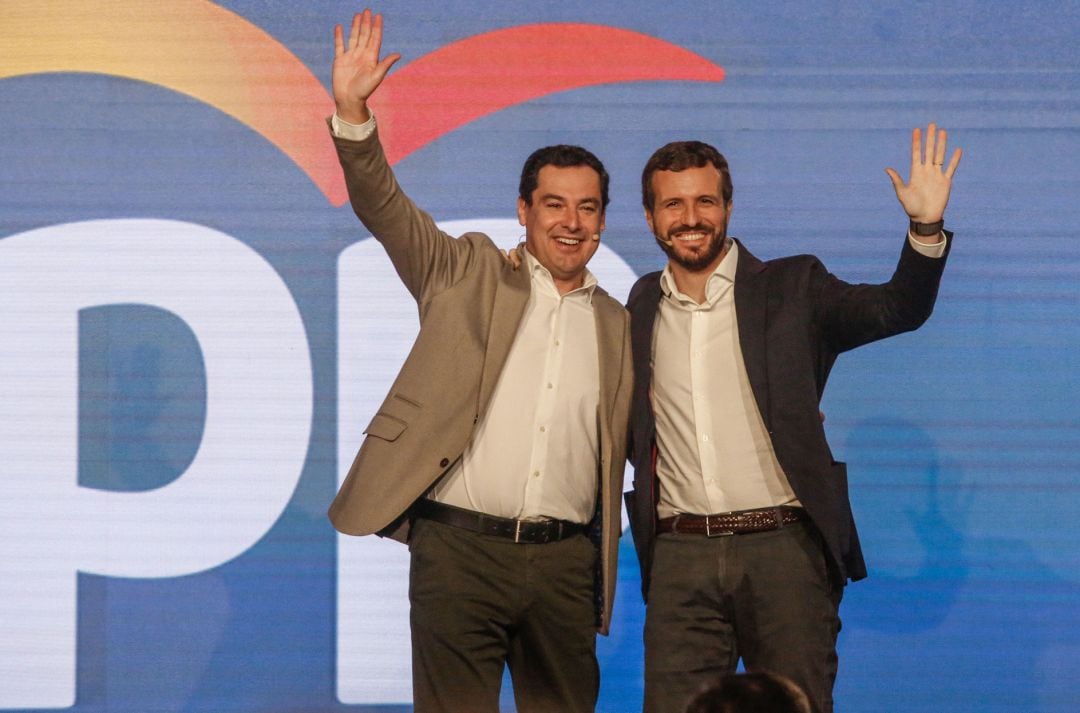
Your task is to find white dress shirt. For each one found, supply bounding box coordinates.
[652,241,799,518]
[429,251,601,523]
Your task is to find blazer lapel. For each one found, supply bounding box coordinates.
[477,262,532,414]
[593,288,624,425]
[733,239,772,430]
[629,276,662,383]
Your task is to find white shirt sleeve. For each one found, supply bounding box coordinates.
[330,112,377,141]
[907,230,948,258]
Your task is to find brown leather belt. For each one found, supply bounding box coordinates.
[657,506,807,537]
[413,499,586,544]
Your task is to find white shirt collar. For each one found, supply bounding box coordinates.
[524,248,597,301]
[659,237,738,307]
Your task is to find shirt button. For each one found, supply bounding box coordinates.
[533,471,541,478]
[702,434,710,442]
[555,340,560,347]
[547,383,553,389]
[439,458,449,467]
[539,426,546,432]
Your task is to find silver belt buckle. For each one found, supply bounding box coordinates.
[514,519,523,543]
[705,516,734,537]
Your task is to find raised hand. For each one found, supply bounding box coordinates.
[332,9,401,124]
[885,123,962,224]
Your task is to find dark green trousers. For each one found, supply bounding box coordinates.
[408,518,599,713]
[643,520,842,713]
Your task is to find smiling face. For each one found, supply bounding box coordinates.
[518,164,606,294]
[645,164,732,274]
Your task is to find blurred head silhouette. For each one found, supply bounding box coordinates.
[684,671,816,713]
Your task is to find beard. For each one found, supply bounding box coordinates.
[656,221,728,272]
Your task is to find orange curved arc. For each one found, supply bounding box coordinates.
[1,0,345,204]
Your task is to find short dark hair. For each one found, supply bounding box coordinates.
[519,145,610,210]
[641,140,733,211]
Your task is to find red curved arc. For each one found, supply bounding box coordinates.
[373,23,725,166]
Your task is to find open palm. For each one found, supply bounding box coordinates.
[885,123,962,224]
[332,9,401,124]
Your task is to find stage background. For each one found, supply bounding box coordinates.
[1,1,1078,711]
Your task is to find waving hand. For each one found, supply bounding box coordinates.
[332,9,401,124]
[885,123,962,224]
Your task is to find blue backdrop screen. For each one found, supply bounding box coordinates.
[1,1,1078,711]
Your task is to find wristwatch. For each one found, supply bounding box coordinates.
[909,218,944,236]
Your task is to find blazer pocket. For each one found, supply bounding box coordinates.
[364,412,408,442]
[392,392,423,409]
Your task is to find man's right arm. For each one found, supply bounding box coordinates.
[330,9,475,303]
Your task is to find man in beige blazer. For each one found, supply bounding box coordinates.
[325,11,632,713]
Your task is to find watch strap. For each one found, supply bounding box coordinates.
[910,218,945,236]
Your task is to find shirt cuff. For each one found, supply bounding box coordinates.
[907,231,948,259]
[330,112,377,141]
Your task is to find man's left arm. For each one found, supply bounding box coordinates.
[818,123,963,351]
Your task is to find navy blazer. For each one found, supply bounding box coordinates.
[625,235,951,599]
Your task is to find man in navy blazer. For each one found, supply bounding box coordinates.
[625,127,961,713]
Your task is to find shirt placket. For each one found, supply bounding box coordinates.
[690,305,724,513]
[522,294,563,517]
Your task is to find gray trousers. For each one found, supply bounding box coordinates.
[408,517,599,713]
[643,520,842,713]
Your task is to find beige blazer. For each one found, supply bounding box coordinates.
[327,125,633,634]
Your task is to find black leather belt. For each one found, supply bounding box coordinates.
[657,506,807,537]
[413,499,586,544]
